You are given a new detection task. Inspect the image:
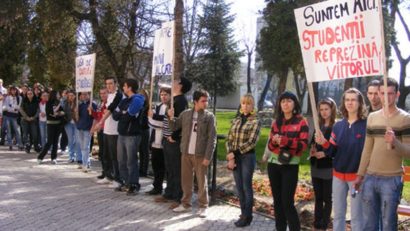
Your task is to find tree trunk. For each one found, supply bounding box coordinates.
[344,78,353,91]
[398,64,409,109]
[277,71,287,95]
[257,73,273,111]
[247,51,252,93]
[174,0,184,81]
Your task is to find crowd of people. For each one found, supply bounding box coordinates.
[0,76,409,230]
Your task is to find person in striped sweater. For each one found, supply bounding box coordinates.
[263,91,309,231]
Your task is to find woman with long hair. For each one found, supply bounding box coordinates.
[316,88,367,231]
[262,91,309,231]
[37,90,65,164]
[310,98,337,230]
[226,94,261,227]
[20,88,40,153]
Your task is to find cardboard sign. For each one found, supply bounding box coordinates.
[75,53,96,92]
[295,0,384,82]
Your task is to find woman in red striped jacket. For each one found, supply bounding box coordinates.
[263,91,309,231]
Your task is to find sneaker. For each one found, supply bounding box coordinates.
[173,204,191,213]
[126,185,139,196]
[9,146,12,151]
[51,159,58,165]
[77,165,83,169]
[109,181,121,189]
[25,146,30,154]
[196,207,207,218]
[169,202,180,209]
[37,159,43,164]
[97,177,111,184]
[83,168,89,173]
[68,159,75,163]
[114,184,127,192]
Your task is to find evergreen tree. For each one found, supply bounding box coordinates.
[189,0,241,108]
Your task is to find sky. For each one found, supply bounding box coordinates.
[229,0,410,83]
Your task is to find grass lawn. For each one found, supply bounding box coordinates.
[215,111,410,201]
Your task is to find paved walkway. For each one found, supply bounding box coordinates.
[0,147,275,231]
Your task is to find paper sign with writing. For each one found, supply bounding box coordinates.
[294,0,384,82]
[75,53,96,92]
[152,21,174,77]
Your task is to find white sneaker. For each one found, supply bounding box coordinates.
[51,159,58,165]
[37,159,43,165]
[173,204,191,213]
[108,181,121,189]
[196,208,207,218]
[97,178,111,184]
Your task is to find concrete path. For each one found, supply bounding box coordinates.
[0,147,275,231]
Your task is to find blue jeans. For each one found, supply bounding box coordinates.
[65,123,78,161]
[233,153,256,218]
[76,129,91,168]
[362,174,402,231]
[39,121,47,148]
[332,176,363,231]
[21,120,39,148]
[5,116,22,147]
[117,135,141,186]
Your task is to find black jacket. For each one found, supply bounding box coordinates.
[112,94,144,136]
[20,97,39,119]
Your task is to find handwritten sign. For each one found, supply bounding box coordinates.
[152,21,174,77]
[75,53,96,92]
[294,0,384,82]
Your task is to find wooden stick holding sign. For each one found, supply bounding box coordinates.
[308,82,320,133]
[170,19,177,110]
[377,0,391,149]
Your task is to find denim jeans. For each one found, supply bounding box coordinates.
[65,123,78,161]
[76,129,91,168]
[117,135,141,186]
[21,119,39,148]
[362,174,402,231]
[39,121,47,148]
[233,153,256,218]
[333,176,363,231]
[5,116,22,147]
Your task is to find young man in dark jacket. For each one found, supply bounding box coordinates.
[112,78,144,195]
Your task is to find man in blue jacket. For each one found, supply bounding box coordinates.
[112,78,145,196]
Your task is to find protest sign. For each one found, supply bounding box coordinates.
[150,21,175,108]
[75,53,96,92]
[294,0,384,83]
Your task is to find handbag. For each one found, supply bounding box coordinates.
[278,148,292,164]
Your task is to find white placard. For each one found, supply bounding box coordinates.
[294,0,384,82]
[152,21,175,77]
[75,53,96,92]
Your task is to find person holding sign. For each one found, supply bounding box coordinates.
[316,88,367,231]
[146,86,171,195]
[309,98,336,231]
[226,94,261,227]
[354,78,410,230]
[262,91,309,231]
